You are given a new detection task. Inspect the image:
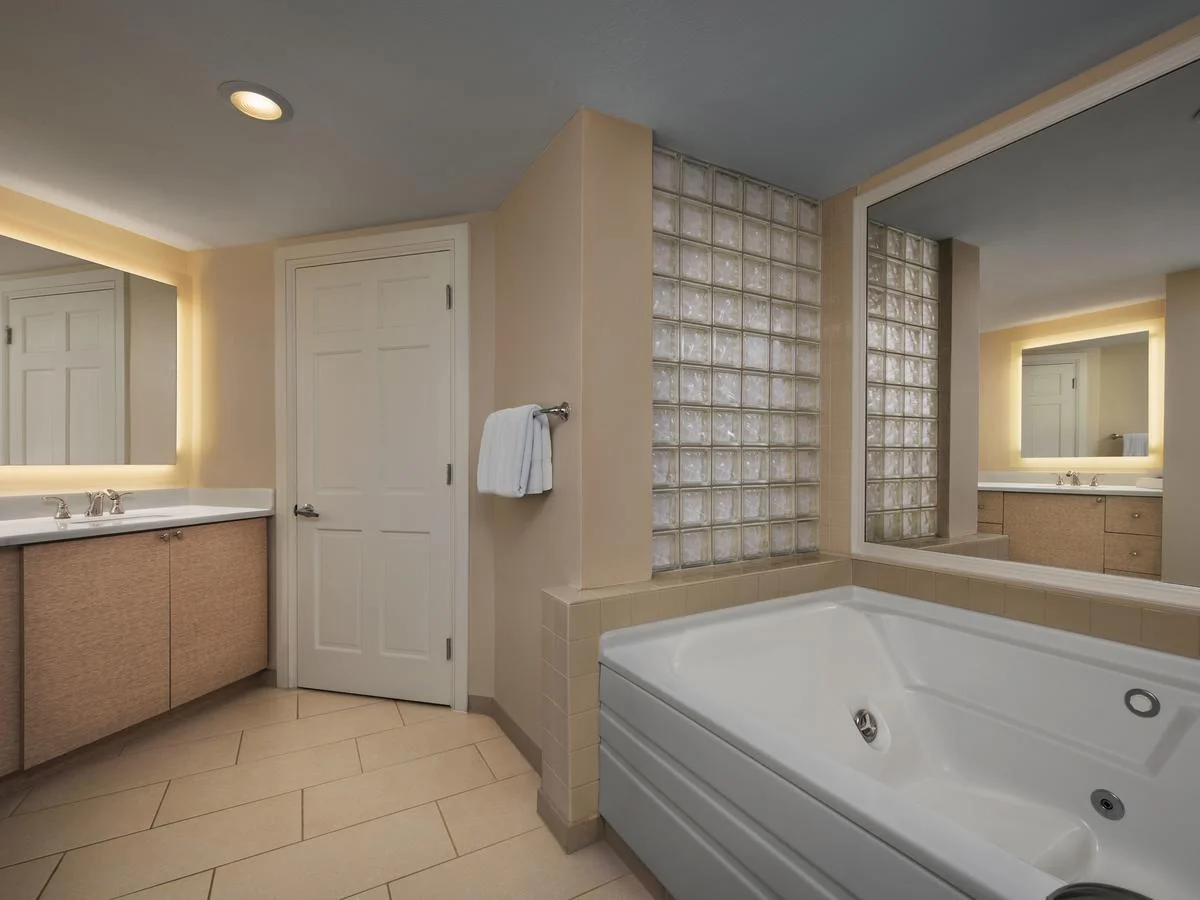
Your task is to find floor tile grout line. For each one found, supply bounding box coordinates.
[149,779,171,829]
[567,872,636,900]
[33,852,65,900]
[206,867,215,900]
[354,736,365,774]
[383,824,548,894]
[433,800,460,857]
[234,730,244,764]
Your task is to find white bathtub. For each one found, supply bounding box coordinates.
[598,586,1200,900]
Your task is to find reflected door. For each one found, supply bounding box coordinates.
[295,251,454,704]
[1021,362,1077,457]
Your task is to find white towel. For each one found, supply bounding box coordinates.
[1123,433,1149,457]
[477,405,552,497]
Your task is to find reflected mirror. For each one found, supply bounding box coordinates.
[0,235,177,465]
[1022,332,1149,458]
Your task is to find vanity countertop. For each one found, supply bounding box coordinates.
[0,504,273,547]
[977,481,1162,497]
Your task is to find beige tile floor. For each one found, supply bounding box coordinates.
[0,687,651,900]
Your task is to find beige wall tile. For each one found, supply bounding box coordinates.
[569,602,601,640]
[303,745,492,838]
[122,871,214,899]
[387,825,625,900]
[0,783,164,868]
[905,568,937,602]
[543,627,568,674]
[600,595,632,632]
[0,853,62,900]
[20,732,239,813]
[735,574,759,606]
[437,771,541,854]
[356,714,500,773]
[298,691,382,719]
[1141,608,1200,658]
[757,570,782,601]
[1090,599,1142,645]
[238,702,402,764]
[570,636,601,678]
[569,709,599,752]
[156,739,361,826]
[853,560,907,593]
[570,780,600,821]
[541,693,568,749]
[569,744,599,787]
[933,573,969,608]
[569,674,600,714]
[710,576,742,609]
[211,803,454,900]
[683,581,715,614]
[41,792,300,900]
[967,579,1005,615]
[541,762,569,818]
[395,701,458,727]
[630,587,685,625]
[543,660,568,711]
[1043,592,1090,634]
[541,730,568,786]
[122,691,298,754]
[575,874,654,899]
[1003,586,1045,624]
[476,736,533,780]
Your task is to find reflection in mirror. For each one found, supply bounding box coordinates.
[0,235,177,465]
[1021,332,1149,458]
[862,57,1200,588]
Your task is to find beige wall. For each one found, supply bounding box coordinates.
[1163,268,1200,586]
[126,274,178,464]
[1097,342,1150,455]
[942,241,980,536]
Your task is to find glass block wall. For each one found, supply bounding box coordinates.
[864,222,940,543]
[651,147,822,571]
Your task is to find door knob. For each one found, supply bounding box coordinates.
[294,503,320,518]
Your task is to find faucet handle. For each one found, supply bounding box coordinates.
[1090,474,1101,487]
[1054,474,1064,486]
[43,496,71,520]
[105,489,132,515]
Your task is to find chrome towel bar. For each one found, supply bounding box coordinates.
[538,402,571,421]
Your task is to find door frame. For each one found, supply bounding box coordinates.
[275,225,471,709]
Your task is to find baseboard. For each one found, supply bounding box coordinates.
[537,788,602,853]
[470,694,541,774]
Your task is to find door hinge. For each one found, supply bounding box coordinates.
[4,326,10,345]
[446,284,452,310]
[445,637,453,660]
[1072,377,1076,389]
[446,463,453,485]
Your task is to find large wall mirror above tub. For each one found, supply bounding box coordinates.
[0,235,177,465]
[858,55,1200,590]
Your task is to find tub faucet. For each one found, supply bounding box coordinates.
[1064,470,1081,486]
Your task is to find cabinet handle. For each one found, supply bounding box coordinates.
[1130,551,1140,558]
[1132,512,1142,519]
[159,532,170,542]
[173,530,183,540]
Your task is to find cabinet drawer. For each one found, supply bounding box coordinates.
[1105,496,1162,536]
[1103,533,1162,576]
[977,491,1004,525]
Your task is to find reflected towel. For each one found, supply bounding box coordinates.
[1123,433,1149,456]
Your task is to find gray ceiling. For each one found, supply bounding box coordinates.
[1,1,1197,250]
[871,58,1200,332]
[0,237,85,276]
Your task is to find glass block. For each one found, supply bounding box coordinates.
[771,301,796,337]
[652,364,678,403]
[680,529,712,567]
[653,321,679,361]
[742,524,769,559]
[904,233,922,263]
[771,190,795,227]
[867,222,886,253]
[652,491,679,530]
[795,342,819,377]
[902,449,919,478]
[901,479,919,509]
[796,520,818,552]
[712,169,741,210]
[771,227,796,264]
[713,369,740,406]
[883,480,901,510]
[770,522,796,556]
[679,284,712,324]
[744,257,770,295]
[904,263,921,295]
[770,412,795,445]
[712,249,741,289]
[744,181,770,219]
[884,449,902,478]
[652,191,678,234]
[679,199,711,243]
[679,241,711,284]
[679,325,711,364]
[866,481,883,512]
[903,387,920,417]
[866,449,884,479]
[865,514,882,542]
[653,277,679,319]
[903,510,919,539]
[743,297,771,332]
[771,264,796,301]
[679,406,711,444]
[653,234,678,277]
[920,509,936,536]
[713,290,740,327]
[713,210,741,250]
[713,526,740,563]
[884,417,903,447]
[652,406,678,445]
[744,373,770,408]
[680,158,710,201]
[712,488,740,524]
[795,485,819,518]
[920,449,936,477]
[922,299,938,328]
[921,479,937,508]
[922,420,937,447]
[886,259,904,290]
[921,329,937,359]
[902,420,921,450]
[741,411,768,444]
[921,389,937,418]
[886,227,904,258]
[741,486,767,521]
[797,199,820,234]
[652,532,679,571]
[867,286,886,317]
[904,294,922,325]
[902,356,919,385]
[884,322,902,353]
[922,269,938,299]
[796,414,819,446]
[770,337,795,373]
[679,367,711,405]
[652,149,678,192]
[743,332,770,370]
[866,351,885,383]
[741,449,767,483]
[883,385,902,416]
[712,410,739,445]
[769,449,795,483]
[885,291,903,320]
[796,305,820,341]
[866,417,883,448]
[867,253,886,286]
[680,489,710,527]
[712,449,739,484]
[796,270,819,305]
[904,325,920,356]
[921,358,938,387]
[885,354,903,384]
[923,238,939,269]
[652,449,678,487]
[796,232,820,270]
[883,512,902,542]
[769,375,794,410]
[867,318,885,350]
[769,485,794,519]
[712,328,742,367]
[797,449,819,482]
[743,217,770,258]
[867,384,883,415]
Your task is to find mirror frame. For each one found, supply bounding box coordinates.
[850,28,1200,608]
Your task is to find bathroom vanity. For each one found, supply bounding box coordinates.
[0,503,271,775]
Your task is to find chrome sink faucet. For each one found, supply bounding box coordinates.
[1064,470,1082,487]
[105,489,132,515]
[84,490,107,517]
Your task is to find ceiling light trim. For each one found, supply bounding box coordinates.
[218,80,293,122]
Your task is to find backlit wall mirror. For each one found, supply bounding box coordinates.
[862,55,1197,587]
[0,235,177,465]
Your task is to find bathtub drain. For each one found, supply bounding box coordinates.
[1090,789,1125,821]
[853,709,878,744]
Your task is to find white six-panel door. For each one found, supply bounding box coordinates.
[1021,361,1078,458]
[294,251,455,703]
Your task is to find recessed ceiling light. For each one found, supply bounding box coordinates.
[219,81,292,122]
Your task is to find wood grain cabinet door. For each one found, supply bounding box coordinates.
[23,532,170,767]
[169,519,268,708]
[1003,493,1107,572]
[0,548,20,777]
